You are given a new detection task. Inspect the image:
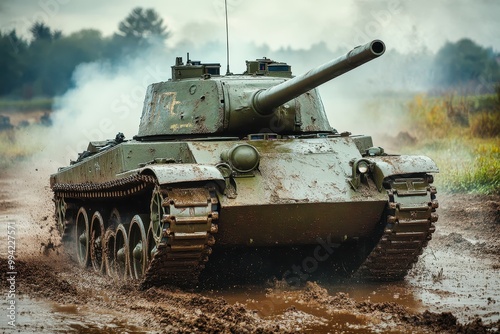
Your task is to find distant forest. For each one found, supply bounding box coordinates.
[0,7,499,100]
[0,7,169,99]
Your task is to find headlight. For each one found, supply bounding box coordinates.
[350,158,373,190]
[357,160,369,174]
[220,144,260,173]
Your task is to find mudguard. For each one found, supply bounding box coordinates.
[370,155,439,190]
[139,164,226,189]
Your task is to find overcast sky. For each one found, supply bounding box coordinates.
[1,0,499,55]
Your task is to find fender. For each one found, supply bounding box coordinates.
[139,164,226,189]
[370,155,439,191]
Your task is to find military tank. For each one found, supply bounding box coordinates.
[50,39,439,287]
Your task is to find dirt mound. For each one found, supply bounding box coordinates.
[1,258,78,303]
[142,288,272,334]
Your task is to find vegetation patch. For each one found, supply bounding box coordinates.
[0,97,53,112]
[401,90,500,195]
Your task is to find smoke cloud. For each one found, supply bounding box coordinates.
[41,46,168,165]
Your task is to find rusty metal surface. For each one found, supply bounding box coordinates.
[188,138,388,206]
[52,135,438,251]
[138,80,224,137]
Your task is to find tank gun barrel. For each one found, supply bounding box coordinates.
[252,40,385,115]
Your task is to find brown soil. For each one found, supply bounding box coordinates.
[1,164,499,333]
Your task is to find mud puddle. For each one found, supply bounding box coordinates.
[408,248,500,323]
[205,284,429,334]
[1,297,150,334]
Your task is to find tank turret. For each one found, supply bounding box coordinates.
[136,40,385,139]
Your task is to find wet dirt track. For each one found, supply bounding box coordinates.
[1,164,499,334]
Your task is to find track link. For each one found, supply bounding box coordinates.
[358,176,438,280]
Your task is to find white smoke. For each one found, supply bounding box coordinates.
[43,40,253,167]
[46,47,171,165]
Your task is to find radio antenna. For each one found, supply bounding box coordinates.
[224,0,231,75]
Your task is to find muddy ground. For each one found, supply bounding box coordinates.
[1,164,499,334]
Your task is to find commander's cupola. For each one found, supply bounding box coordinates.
[245,57,292,78]
[171,54,221,80]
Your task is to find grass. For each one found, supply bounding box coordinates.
[0,97,53,112]
[414,139,500,195]
[400,92,500,195]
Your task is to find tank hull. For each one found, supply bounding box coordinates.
[51,136,438,286]
[51,136,389,246]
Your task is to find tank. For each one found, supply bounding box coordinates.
[50,39,439,287]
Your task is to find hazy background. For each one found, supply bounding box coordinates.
[1,0,499,56]
[0,0,499,166]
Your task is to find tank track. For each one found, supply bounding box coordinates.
[357,176,438,280]
[52,174,157,198]
[53,174,219,288]
[142,186,218,288]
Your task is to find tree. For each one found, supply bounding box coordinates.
[114,7,170,49]
[433,38,500,90]
[0,30,28,96]
[30,22,61,42]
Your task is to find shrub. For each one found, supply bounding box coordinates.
[469,112,500,138]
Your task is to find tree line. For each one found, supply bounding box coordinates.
[0,7,169,99]
[0,6,499,100]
